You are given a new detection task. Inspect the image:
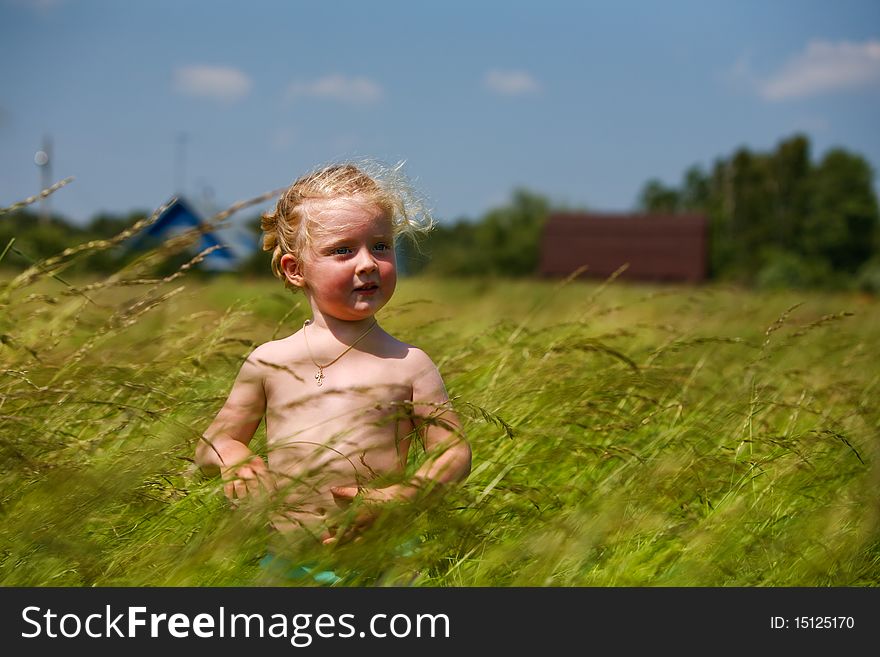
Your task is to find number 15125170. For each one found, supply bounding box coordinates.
[794,617,854,629]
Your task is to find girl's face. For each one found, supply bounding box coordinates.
[287,199,397,322]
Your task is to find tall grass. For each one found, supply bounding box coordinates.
[1,190,877,586]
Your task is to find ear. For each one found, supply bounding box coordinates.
[279,253,306,288]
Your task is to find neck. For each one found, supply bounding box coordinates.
[306,307,378,340]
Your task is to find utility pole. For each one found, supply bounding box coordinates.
[34,135,52,225]
[174,132,187,198]
[200,181,216,216]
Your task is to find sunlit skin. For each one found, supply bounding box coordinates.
[195,196,471,545]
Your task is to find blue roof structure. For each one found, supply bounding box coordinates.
[131,196,240,271]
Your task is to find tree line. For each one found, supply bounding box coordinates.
[2,134,878,291]
[0,209,148,276]
[637,134,879,290]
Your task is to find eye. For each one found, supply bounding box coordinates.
[373,242,390,252]
[332,246,352,256]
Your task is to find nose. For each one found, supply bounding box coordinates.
[355,248,378,274]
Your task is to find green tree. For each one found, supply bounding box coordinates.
[418,188,551,277]
[680,165,711,211]
[638,179,680,213]
[804,149,878,273]
[637,134,879,287]
[770,134,811,249]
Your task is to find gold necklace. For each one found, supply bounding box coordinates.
[302,318,378,387]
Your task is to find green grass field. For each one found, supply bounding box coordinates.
[1,260,878,586]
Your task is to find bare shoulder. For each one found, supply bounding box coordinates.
[403,345,441,372]
[377,331,439,372]
[382,335,448,396]
[244,330,306,374]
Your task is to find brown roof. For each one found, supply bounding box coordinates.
[539,212,708,282]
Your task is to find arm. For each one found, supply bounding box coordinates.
[195,350,271,502]
[393,356,471,499]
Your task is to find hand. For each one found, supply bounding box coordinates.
[221,456,273,508]
[322,484,409,545]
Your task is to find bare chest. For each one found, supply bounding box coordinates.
[262,353,415,473]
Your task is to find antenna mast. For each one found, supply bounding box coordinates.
[34,135,52,225]
[174,132,188,198]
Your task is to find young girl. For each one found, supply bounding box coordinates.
[195,161,471,564]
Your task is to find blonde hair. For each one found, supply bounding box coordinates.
[261,160,433,289]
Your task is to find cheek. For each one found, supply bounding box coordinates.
[385,272,397,296]
[304,262,347,295]
[380,259,397,288]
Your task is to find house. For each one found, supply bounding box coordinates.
[539,212,709,283]
[130,196,252,271]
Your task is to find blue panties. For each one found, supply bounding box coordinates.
[259,553,343,585]
[259,537,420,585]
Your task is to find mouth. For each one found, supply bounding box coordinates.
[354,283,379,293]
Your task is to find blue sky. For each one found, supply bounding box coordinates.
[1,0,879,227]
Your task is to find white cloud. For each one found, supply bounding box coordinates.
[173,65,252,102]
[286,75,383,104]
[484,69,540,96]
[759,39,880,101]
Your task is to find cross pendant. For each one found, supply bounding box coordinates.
[315,367,324,387]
